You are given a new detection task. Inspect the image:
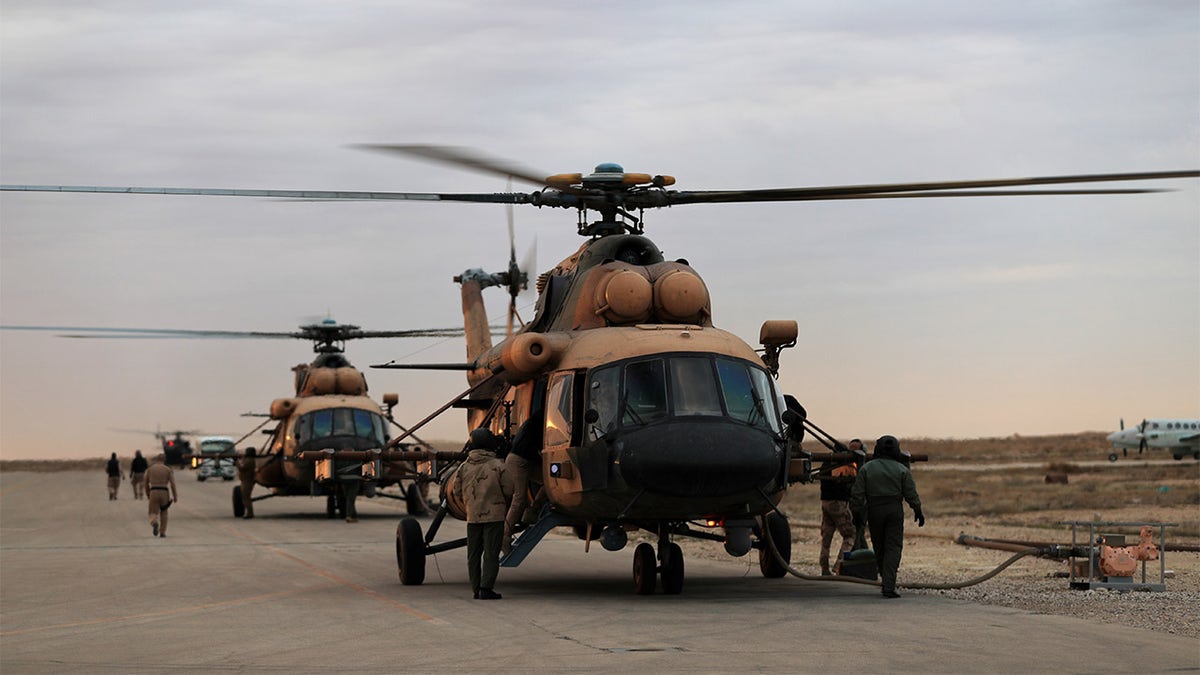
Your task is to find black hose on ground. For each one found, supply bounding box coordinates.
[761,515,1043,590]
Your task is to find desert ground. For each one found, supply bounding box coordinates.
[4,432,1198,640]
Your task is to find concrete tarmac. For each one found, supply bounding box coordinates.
[2,470,1197,673]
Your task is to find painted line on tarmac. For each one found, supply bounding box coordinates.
[0,586,329,637]
[205,515,449,625]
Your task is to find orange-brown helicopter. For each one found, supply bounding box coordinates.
[4,319,459,519]
[3,151,1196,592]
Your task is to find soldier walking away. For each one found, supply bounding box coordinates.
[818,439,862,575]
[238,447,257,519]
[130,450,149,500]
[850,435,924,598]
[453,428,516,600]
[105,453,124,500]
[144,454,178,537]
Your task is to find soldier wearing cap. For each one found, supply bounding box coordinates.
[453,427,516,600]
[850,435,924,598]
[144,454,178,538]
[818,439,863,575]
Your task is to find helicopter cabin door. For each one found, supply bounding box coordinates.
[541,370,588,504]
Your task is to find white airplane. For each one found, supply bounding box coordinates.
[1107,418,1200,461]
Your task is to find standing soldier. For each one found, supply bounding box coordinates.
[144,454,178,538]
[818,439,862,575]
[238,447,257,519]
[453,428,515,600]
[130,450,149,500]
[504,404,545,554]
[105,453,124,500]
[850,435,924,598]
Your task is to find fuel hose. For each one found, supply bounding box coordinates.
[761,515,1042,590]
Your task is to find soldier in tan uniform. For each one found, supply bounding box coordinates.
[143,454,178,537]
[453,428,516,600]
[238,447,256,519]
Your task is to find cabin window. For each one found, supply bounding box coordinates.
[623,359,668,426]
[545,372,574,447]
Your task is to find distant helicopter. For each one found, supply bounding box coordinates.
[3,149,1196,591]
[111,427,202,468]
[9,319,465,519]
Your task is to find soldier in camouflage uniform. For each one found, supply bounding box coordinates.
[818,439,862,575]
[850,435,924,598]
[453,428,516,600]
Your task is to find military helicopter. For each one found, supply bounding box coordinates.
[9,319,464,519]
[3,151,1196,592]
[110,427,201,468]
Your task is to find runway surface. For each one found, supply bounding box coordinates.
[2,470,1196,673]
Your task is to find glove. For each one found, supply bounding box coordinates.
[914,508,925,527]
[852,510,865,530]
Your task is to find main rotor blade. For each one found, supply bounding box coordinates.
[0,325,463,339]
[662,170,1200,205]
[0,184,535,204]
[353,144,553,188]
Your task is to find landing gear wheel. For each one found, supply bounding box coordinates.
[633,542,657,595]
[396,517,426,585]
[759,511,791,578]
[661,542,684,595]
[1108,452,1118,462]
[232,486,245,518]
[405,483,428,516]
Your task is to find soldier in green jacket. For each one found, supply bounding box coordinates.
[850,435,924,598]
[453,428,516,600]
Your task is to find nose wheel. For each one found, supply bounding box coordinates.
[631,537,685,595]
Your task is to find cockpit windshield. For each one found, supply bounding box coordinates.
[588,355,781,434]
[294,407,388,450]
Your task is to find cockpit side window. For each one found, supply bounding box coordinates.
[545,372,575,447]
[716,358,780,432]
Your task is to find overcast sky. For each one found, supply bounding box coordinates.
[2,1,1197,460]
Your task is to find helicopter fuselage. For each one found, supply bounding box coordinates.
[510,325,788,523]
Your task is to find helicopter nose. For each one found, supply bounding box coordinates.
[618,421,783,498]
